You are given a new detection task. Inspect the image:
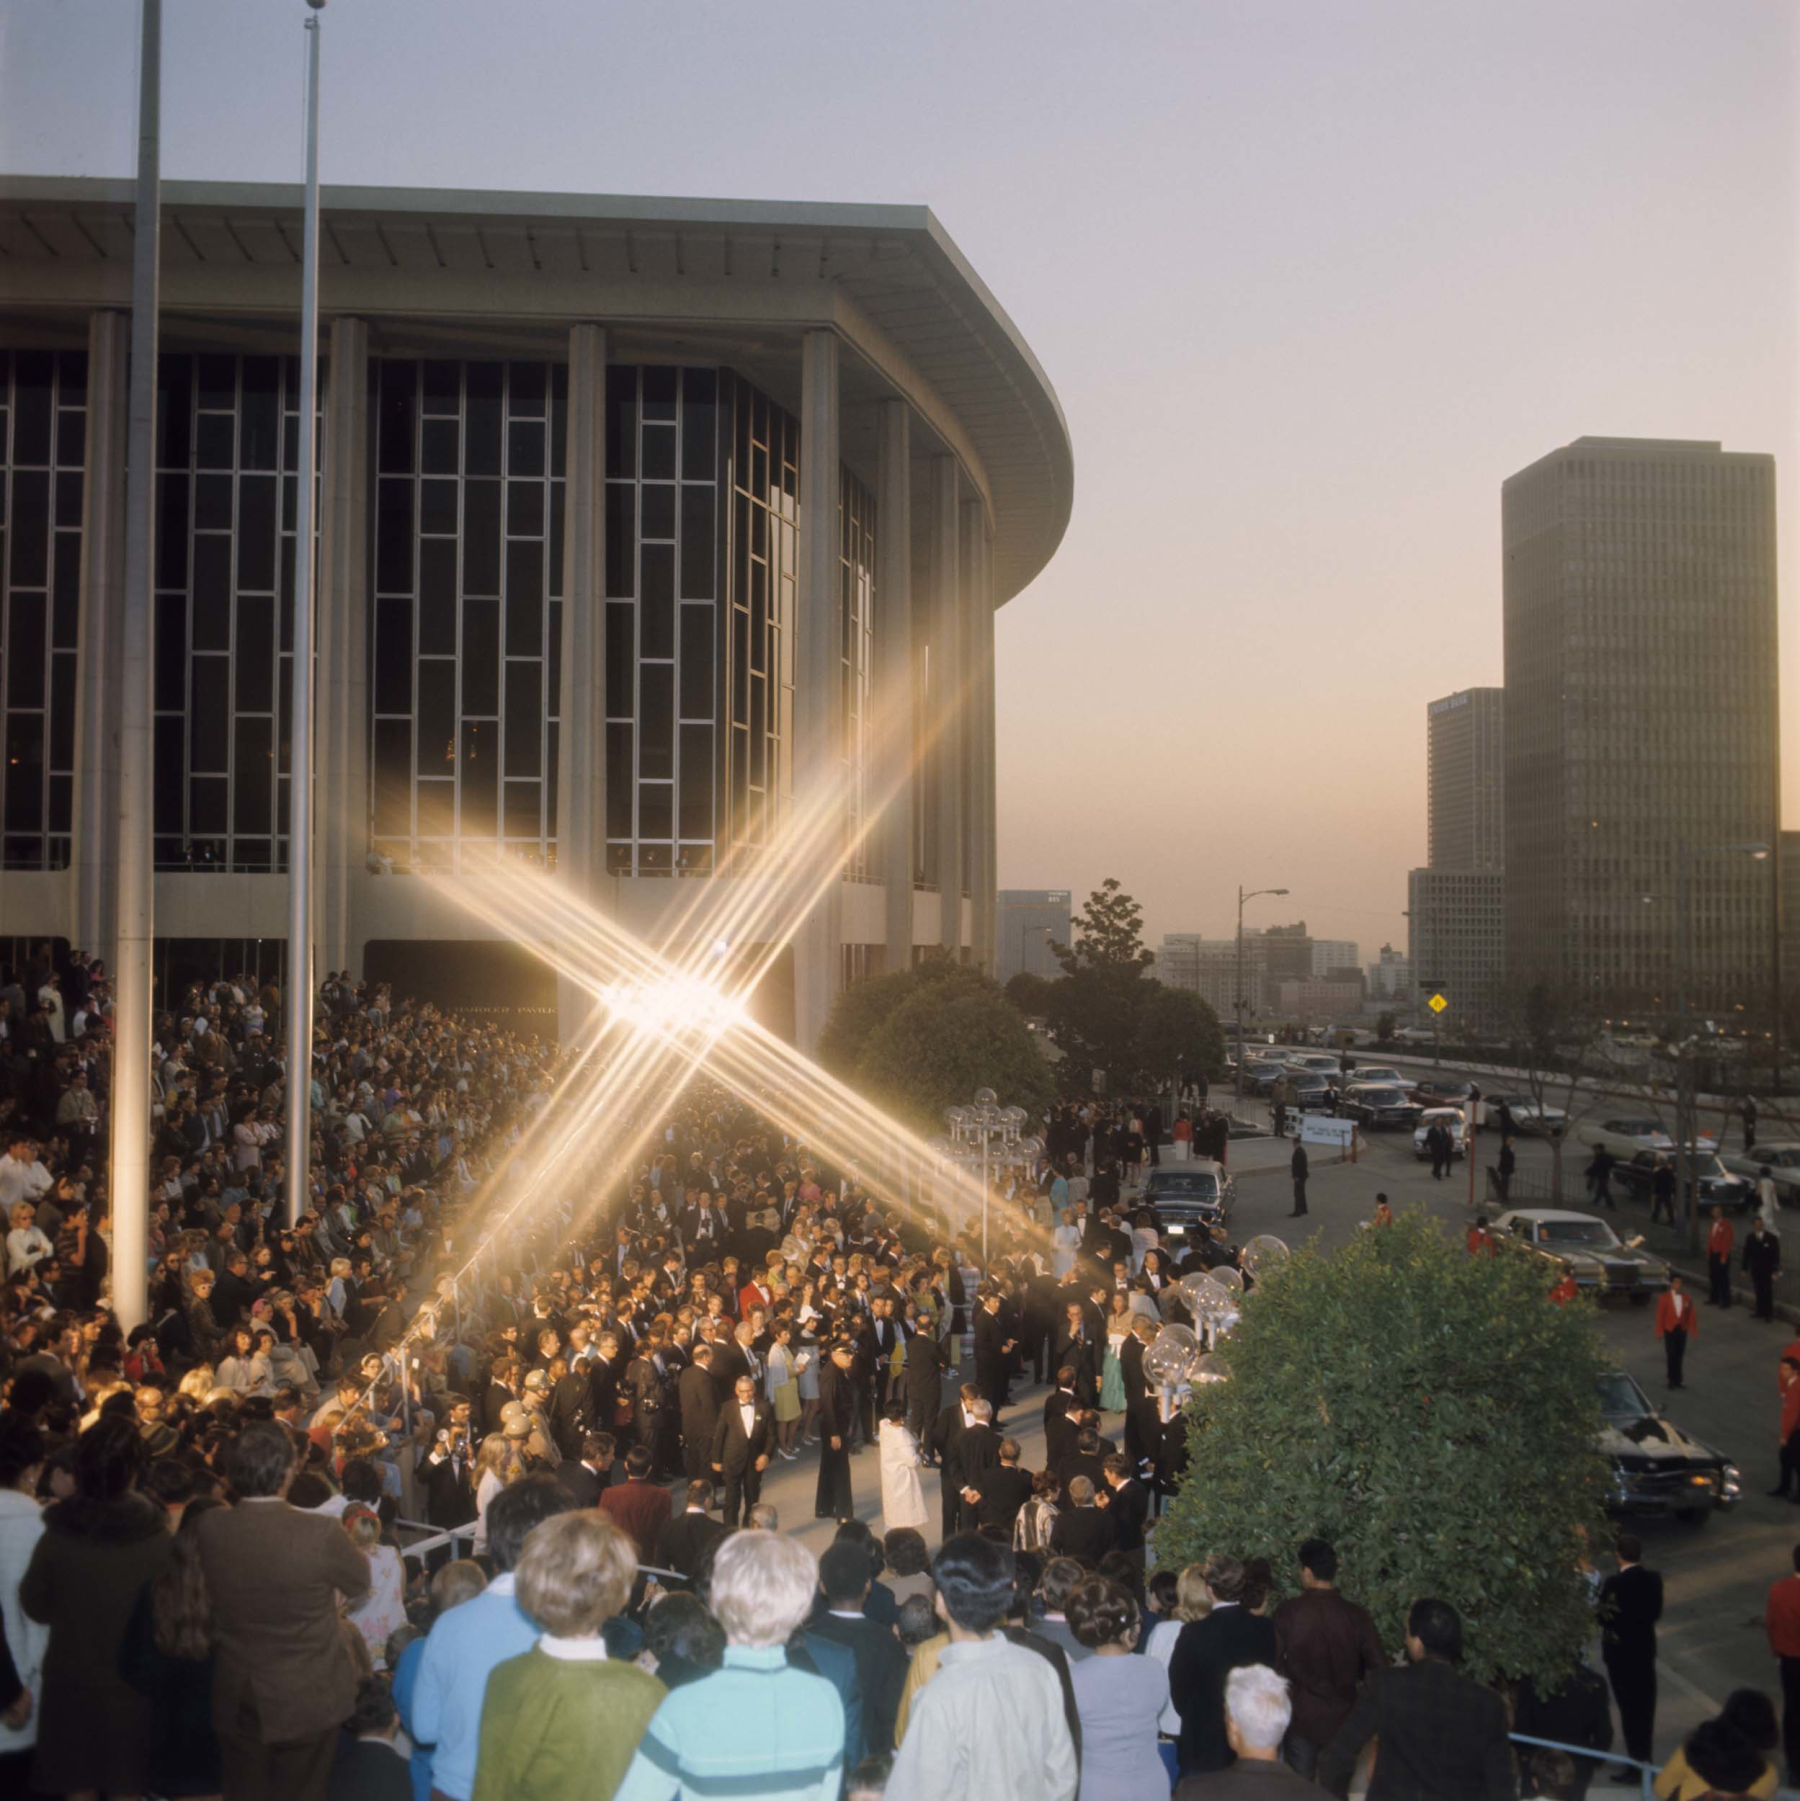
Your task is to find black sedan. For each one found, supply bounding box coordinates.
[1335,1083,1422,1130]
[1612,1149,1754,1214]
[1599,1370,1741,1524]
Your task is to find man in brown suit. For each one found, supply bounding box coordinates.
[196,1421,371,1801]
[1271,1537,1386,1780]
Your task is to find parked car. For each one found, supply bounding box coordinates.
[1412,1107,1468,1159]
[1336,1084,1422,1130]
[1392,1026,1437,1045]
[1611,1149,1753,1213]
[1587,1117,1674,1159]
[1411,1077,1475,1107]
[1286,1072,1337,1112]
[1142,1160,1235,1243]
[1598,1370,1742,1524]
[1483,1093,1567,1137]
[1492,1208,1671,1302]
[1720,1139,1800,1204]
[1244,1062,1287,1096]
[1344,1065,1409,1090]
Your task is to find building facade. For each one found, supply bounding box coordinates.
[1427,687,1504,872]
[1156,933,1263,1021]
[1502,436,1778,1016]
[1274,978,1363,1025]
[1366,944,1412,1003]
[1309,938,1360,980]
[996,889,1071,984]
[1407,868,1506,1034]
[0,179,1073,1050]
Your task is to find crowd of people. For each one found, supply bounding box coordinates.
[0,943,1794,1799]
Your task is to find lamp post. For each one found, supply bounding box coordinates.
[283,0,326,1228]
[933,1087,1043,1265]
[1233,887,1289,1107]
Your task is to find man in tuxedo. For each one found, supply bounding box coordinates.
[654,1480,727,1579]
[710,1373,774,1527]
[1053,1304,1098,1406]
[902,1324,948,1448]
[547,1357,593,1460]
[1099,1453,1149,1568]
[1600,1534,1663,1777]
[1168,1554,1280,1777]
[678,1344,722,1487]
[552,1432,616,1508]
[963,1435,1034,1541]
[1056,1422,1113,1500]
[868,1297,902,1417]
[957,1399,1002,1531]
[482,1355,520,1436]
[1049,1475,1115,1563]
[972,1290,1016,1420]
[586,1333,624,1432]
[930,1384,980,1540]
[1044,1370,1082,1469]
[423,1404,477,1529]
[811,1540,908,1757]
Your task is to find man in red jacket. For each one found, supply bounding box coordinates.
[1771,1357,1800,1499]
[1548,1272,1580,1307]
[1654,1274,1697,1390]
[1765,1542,1800,1785]
[1466,1216,1498,1257]
[1708,1208,1737,1308]
[597,1443,673,1562]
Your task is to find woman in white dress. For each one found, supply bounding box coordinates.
[876,1403,929,1535]
[1051,1209,1082,1280]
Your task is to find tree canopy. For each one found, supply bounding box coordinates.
[1053,877,1155,974]
[1155,1213,1612,1689]
[818,960,1055,1139]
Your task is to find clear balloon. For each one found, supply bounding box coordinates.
[1179,1273,1230,1322]
[1209,1264,1245,1293]
[1144,1323,1200,1386]
[945,1106,970,1129]
[974,1086,998,1108]
[1240,1235,1291,1282]
[1190,1353,1226,1384]
[1018,1136,1044,1159]
[1001,1106,1029,1130]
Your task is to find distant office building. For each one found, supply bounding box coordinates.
[1310,939,1360,979]
[997,890,1072,983]
[1782,832,1800,1006]
[1261,923,1315,987]
[1503,436,1778,1013]
[1367,944,1412,1002]
[1427,688,1504,871]
[1408,869,1505,1033]
[1157,933,1262,1020]
[1275,978,1363,1024]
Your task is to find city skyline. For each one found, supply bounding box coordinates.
[2,1,1791,951]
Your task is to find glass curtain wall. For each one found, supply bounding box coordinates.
[840,469,875,880]
[0,349,86,871]
[151,353,315,872]
[369,360,566,870]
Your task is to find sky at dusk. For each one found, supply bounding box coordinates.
[3,1,1794,959]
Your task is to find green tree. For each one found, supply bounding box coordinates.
[1053,878,1155,974]
[1004,970,1058,1017]
[1043,964,1146,1095]
[816,957,984,1079]
[852,971,1056,1138]
[1156,1214,1611,1689]
[1132,985,1226,1088]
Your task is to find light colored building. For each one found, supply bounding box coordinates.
[1366,944,1412,1002]
[1310,938,1359,979]
[997,889,1071,984]
[1407,868,1505,1034]
[1503,436,1778,1015]
[1427,688,1504,872]
[0,177,1073,1051]
[1157,933,1262,1020]
[1275,978,1363,1024]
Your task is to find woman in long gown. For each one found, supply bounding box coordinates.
[876,1404,928,1535]
[1099,1293,1132,1414]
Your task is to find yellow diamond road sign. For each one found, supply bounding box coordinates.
[1427,992,1448,1014]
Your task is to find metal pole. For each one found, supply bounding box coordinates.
[109,0,161,1333]
[1676,847,1696,1253]
[1233,886,1245,1108]
[284,6,323,1229]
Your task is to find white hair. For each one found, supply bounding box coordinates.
[710,1529,817,1648]
[1226,1664,1292,1751]
[970,1399,993,1422]
[747,1503,779,1530]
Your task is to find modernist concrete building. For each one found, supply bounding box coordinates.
[1426,687,1504,873]
[0,178,1073,1048]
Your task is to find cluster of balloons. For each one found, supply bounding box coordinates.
[1146,1236,1294,1385]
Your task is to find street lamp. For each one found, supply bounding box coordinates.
[934,1087,1043,1264]
[1234,887,1289,1107]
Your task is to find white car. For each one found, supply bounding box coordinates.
[1721,1140,1800,1203]
[1413,1107,1468,1160]
[1345,1066,1409,1089]
[1587,1117,1674,1158]
[1483,1093,1568,1137]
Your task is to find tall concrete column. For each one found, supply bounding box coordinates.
[792,329,843,1053]
[555,324,608,1038]
[964,505,997,974]
[316,316,369,977]
[929,457,963,956]
[72,309,129,964]
[874,400,914,976]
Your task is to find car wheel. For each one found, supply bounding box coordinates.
[1674,1507,1711,1527]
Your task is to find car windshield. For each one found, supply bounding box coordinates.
[1359,1070,1403,1083]
[1358,1088,1403,1104]
[1597,1372,1652,1416]
[1538,1219,1621,1246]
[1293,1074,1327,1088]
[1152,1174,1219,1200]
[1690,1156,1730,1180]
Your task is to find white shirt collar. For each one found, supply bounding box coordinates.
[537,1633,608,1661]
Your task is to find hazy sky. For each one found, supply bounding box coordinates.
[4,1,1794,957]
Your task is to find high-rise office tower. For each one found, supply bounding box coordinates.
[1427,689,1504,871]
[1502,436,1779,1013]
[997,890,1072,983]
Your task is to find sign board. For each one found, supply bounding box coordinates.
[1427,992,1448,1015]
[1300,1115,1356,1149]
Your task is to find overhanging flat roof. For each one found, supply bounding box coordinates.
[0,176,1074,605]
